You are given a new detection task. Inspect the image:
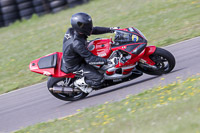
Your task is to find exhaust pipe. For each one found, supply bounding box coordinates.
[49,86,80,94]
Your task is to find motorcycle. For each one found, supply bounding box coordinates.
[29,27,175,101]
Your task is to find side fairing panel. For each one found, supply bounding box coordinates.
[111,43,146,55]
[87,38,113,59]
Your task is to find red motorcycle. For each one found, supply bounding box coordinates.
[29,27,175,101]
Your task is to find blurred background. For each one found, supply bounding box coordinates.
[0,0,89,27]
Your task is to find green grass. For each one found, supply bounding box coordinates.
[0,0,200,94]
[15,74,200,133]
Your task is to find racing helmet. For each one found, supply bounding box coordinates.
[71,12,93,36]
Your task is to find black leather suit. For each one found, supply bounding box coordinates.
[62,27,112,87]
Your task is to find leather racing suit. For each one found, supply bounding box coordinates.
[62,27,112,87]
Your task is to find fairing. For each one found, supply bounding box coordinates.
[87,38,113,58]
[29,52,75,78]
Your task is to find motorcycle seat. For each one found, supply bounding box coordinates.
[38,53,57,69]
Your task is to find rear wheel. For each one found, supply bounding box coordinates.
[47,77,89,101]
[137,47,175,75]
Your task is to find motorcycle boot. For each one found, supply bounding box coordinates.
[74,77,93,93]
[83,76,105,90]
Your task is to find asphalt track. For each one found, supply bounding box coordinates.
[0,37,200,133]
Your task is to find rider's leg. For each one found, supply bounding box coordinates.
[76,63,104,89]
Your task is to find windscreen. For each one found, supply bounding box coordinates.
[114,30,133,44]
[133,27,147,40]
[114,28,147,45]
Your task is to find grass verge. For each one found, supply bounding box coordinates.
[15,74,200,133]
[0,0,200,94]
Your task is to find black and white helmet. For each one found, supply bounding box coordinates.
[71,12,93,36]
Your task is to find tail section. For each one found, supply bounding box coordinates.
[29,52,58,76]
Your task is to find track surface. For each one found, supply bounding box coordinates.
[0,37,200,133]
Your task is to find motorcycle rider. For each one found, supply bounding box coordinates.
[62,12,117,93]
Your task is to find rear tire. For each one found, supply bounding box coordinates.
[137,47,175,75]
[47,77,89,101]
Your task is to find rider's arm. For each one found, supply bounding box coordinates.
[91,27,113,35]
[73,40,108,65]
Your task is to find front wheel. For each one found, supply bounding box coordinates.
[47,77,89,101]
[137,47,176,75]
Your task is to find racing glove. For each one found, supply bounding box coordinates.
[107,57,118,66]
[101,57,118,71]
[110,27,120,33]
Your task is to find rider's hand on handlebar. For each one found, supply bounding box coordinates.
[101,58,118,71]
[110,27,120,33]
[107,57,118,66]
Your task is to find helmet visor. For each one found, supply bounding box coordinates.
[77,21,93,35]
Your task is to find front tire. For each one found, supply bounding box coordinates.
[137,47,175,75]
[47,77,89,101]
